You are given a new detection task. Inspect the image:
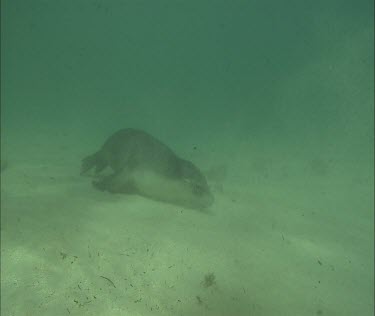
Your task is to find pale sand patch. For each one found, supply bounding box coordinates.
[1,136,373,316]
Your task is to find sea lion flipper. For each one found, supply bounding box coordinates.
[92,175,114,191]
[81,151,107,175]
[94,155,107,174]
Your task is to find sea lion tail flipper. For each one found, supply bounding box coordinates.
[81,151,107,175]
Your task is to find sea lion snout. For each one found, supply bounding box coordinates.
[179,162,214,208]
[182,177,210,197]
[191,183,214,207]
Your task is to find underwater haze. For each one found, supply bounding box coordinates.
[1,0,373,315]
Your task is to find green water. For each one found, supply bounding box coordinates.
[1,1,373,315]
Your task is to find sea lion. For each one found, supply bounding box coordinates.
[81,128,214,209]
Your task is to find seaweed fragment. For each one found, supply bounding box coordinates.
[202,272,216,288]
[100,275,116,288]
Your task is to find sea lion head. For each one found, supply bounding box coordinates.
[178,159,214,209]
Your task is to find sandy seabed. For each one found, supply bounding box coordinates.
[1,131,373,316]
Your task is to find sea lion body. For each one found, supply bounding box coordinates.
[81,129,214,209]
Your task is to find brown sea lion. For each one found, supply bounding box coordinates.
[81,128,214,209]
